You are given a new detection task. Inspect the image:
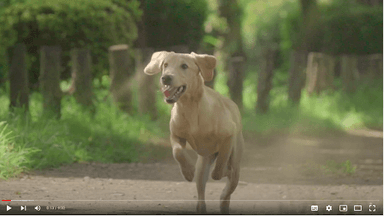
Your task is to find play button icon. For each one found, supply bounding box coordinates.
[6,205,12,211]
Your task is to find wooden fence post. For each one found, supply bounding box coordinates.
[288,50,307,105]
[367,54,383,79]
[8,43,29,112]
[305,52,335,95]
[306,53,319,95]
[108,44,135,113]
[357,54,382,81]
[136,47,157,119]
[341,55,359,93]
[357,55,370,79]
[324,54,336,90]
[39,46,62,118]
[67,48,94,112]
[256,47,276,114]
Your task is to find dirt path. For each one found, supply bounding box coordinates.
[0,130,382,214]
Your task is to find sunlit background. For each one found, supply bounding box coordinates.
[0,0,382,181]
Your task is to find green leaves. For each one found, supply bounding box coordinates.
[249,1,382,72]
[0,0,141,81]
[203,35,219,47]
[144,0,208,50]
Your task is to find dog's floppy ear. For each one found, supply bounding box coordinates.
[144,51,171,75]
[191,52,216,81]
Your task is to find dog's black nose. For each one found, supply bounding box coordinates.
[161,75,173,85]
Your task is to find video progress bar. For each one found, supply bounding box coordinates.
[2,199,381,202]
[2,200,34,202]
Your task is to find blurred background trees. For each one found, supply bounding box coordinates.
[0,0,382,176]
[0,0,382,117]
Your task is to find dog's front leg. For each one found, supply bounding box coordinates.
[196,154,216,213]
[171,134,195,182]
[211,135,234,180]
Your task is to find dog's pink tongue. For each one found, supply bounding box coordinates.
[164,90,171,98]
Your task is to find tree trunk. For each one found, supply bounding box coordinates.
[67,48,95,113]
[256,47,276,114]
[227,56,245,111]
[39,46,62,118]
[288,50,307,105]
[108,44,135,114]
[8,43,29,112]
[217,0,246,109]
[341,55,359,93]
[136,47,157,120]
[297,0,320,52]
[135,0,147,49]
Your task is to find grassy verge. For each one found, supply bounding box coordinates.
[302,160,357,176]
[0,121,39,179]
[0,77,172,179]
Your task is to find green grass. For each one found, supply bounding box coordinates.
[0,121,39,179]
[321,160,357,175]
[0,77,172,179]
[303,160,357,176]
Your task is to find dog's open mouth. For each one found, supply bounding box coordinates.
[162,85,187,104]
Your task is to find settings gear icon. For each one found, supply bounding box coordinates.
[326,205,333,212]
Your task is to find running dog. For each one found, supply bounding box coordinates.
[144,51,244,214]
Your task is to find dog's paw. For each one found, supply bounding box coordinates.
[211,169,223,180]
[180,165,195,182]
[196,202,207,213]
[220,197,230,214]
[220,206,230,214]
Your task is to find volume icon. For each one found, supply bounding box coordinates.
[6,205,12,211]
[35,206,41,211]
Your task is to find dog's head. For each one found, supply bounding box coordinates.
[144,51,216,104]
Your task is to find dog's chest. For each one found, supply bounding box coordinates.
[172,113,223,156]
[187,131,221,156]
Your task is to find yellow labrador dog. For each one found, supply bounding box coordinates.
[144,51,243,214]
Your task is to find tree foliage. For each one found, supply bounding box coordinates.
[0,0,141,87]
[250,1,382,70]
[143,0,208,51]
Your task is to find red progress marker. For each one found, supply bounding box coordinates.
[2,200,11,201]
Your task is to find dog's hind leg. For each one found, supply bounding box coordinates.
[196,154,216,213]
[220,133,243,214]
[219,161,240,214]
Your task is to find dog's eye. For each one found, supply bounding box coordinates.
[181,64,188,69]
[164,63,168,68]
